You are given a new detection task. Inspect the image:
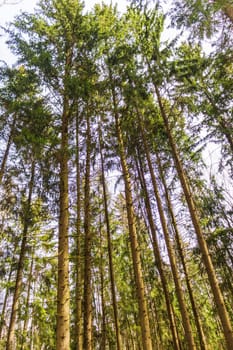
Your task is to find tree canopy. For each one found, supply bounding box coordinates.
[0,0,232,349]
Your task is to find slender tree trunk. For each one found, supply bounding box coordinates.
[99,124,122,350]
[156,152,209,350]
[56,44,73,350]
[0,237,19,340]
[6,160,35,350]
[108,67,153,350]
[20,256,34,350]
[148,297,162,349]
[29,321,34,350]
[0,260,14,339]
[99,221,107,350]
[135,153,181,350]
[83,113,92,350]
[136,109,196,349]
[154,84,233,349]
[75,112,83,350]
[0,114,16,184]
[56,98,70,350]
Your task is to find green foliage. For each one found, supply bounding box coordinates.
[0,0,232,349]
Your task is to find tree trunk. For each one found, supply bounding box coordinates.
[136,108,196,349]
[154,84,233,349]
[99,124,122,350]
[83,113,92,350]
[99,221,107,350]
[75,112,83,350]
[109,67,153,350]
[156,152,209,350]
[0,259,14,339]
[6,160,35,350]
[136,153,181,350]
[20,256,34,350]
[56,47,72,349]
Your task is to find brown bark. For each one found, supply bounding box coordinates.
[83,114,92,350]
[20,256,34,350]
[6,160,35,350]
[99,125,122,350]
[154,84,233,349]
[109,67,153,350]
[56,109,70,350]
[136,108,196,349]
[0,237,19,340]
[156,152,208,350]
[136,153,181,350]
[99,222,107,350]
[56,46,72,350]
[0,259,14,339]
[75,113,83,350]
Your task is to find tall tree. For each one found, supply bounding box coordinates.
[83,111,92,350]
[108,63,153,350]
[99,122,122,350]
[1,1,233,348]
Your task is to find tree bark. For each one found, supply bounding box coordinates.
[109,66,153,350]
[83,113,92,350]
[0,257,14,339]
[99,124,122,350]
[136,152,181,350]
[99,221,107,350]
[74,112,83,350]
[56,45,72,350]
[136,109,196,349]
[154,84,233,349]
[156,152,208,350]
[20,256,34,350]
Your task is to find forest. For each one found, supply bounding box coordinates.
[0,0,233,349]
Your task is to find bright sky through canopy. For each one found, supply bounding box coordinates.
[0,0,127,64]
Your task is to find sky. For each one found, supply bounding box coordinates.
[0,0,127,64]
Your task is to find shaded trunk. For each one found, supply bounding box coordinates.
[136,153,181,350]
[108,66,153,350]
[83,114,92,350]
[6,160,35,350]
[20,256,34,350]
[75,112,83,350]
[56,44,72,350]
[0,260,14,339]
[154,83,233,349]
[99,124,122,350]
[99,222,106,350]
[156,152,208,350]
[56,95,70,350]
[136,109,196,349]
